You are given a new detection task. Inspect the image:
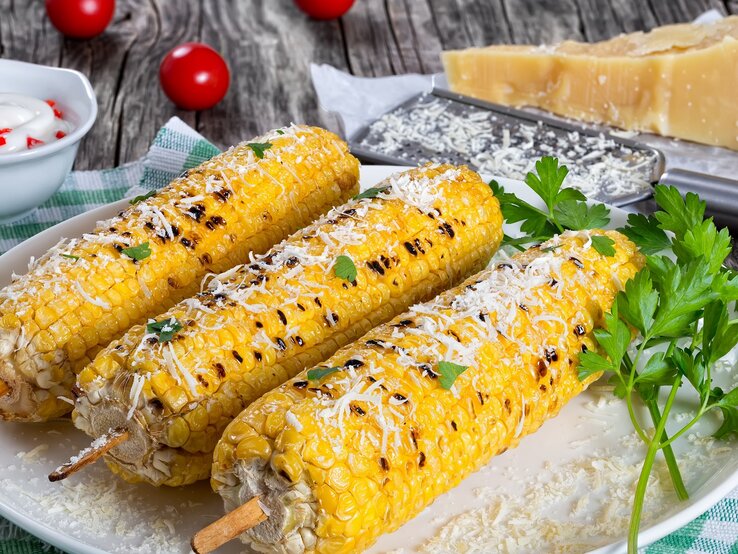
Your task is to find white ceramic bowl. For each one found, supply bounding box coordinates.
[0,59,97,223]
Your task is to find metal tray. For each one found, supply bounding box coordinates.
[350,88,665,206]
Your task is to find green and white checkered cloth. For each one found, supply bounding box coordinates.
[0,119,735,554]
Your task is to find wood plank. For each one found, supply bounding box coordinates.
[646,0,727,24]
[340,1,405,76]
[0,0,199,169]
[0,1,62,67]
[197,1,348,145]
[499,0,585,44]
[2,0,735,169]
[101,0,199,165]
[574,0,659,40]
[426,0,513,49]
[64,0,200,169]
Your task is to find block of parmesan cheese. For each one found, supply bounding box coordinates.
[442,17,738,150]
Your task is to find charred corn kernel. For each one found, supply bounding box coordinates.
[211,230,644,554]
[72,164,503,487]
[0,125,359,422]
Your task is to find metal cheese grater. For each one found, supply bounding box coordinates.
[349,89,665,206]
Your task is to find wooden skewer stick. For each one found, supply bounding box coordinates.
[48,427,129,482]
[191,496,267,554]
[0,379,9,397]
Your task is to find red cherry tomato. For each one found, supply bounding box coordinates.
[45,0,115,39]
[294,0,355,20]
[159,43,230,111]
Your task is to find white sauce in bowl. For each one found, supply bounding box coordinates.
[0,93,73,154]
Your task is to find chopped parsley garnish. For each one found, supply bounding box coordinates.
[490,157,611,255]
[333,255,357,282]
[353,186,389,200]
[437,361,468,390]
[61,254,80,261]
[591,235,616,257]
[146,318,183,343]
[129,190,156,205]
[247,142,272,159]
[307,366,341,381]
[121,242,151,261]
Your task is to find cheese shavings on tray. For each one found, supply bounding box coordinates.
[352,93,661,204]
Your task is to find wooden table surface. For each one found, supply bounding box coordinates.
[1,0,736,170]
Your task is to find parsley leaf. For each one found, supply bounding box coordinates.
[437,361,468,390]
[353,186,388,200]
[333,255,357,282]
[578,351,615,381]
[652,185,705,241]
[670,346,705,394]
[701,300,738,365]
[554,201,610,230]
[591,235,616,257]
[634,351,676,386]
[146,318,182,343]
[524,156,569,211]
[502,234,544,250]
[672,220,732,275]
[616,271,658,336]
[713,387,738,439]
[592,309,631,371]
[307,366,341,381]
[491,158,611,250]
[129,190,156,205]
[619,213,670,255]
[647,256,716,337]
[490,180,558,239]
[247,142,273,159]
[61,254,80,261]
[121,242,151,262]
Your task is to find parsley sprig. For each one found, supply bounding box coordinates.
[576,185,738,552]
[246,142,272,159]
[437,361,468,390]
[333,255,357,282]
[493,156,738,552]
[129,190,156,205]
[121,242,151,262]
[491,156,613,256]
[353,185,388,200]
[307,366,341,381]
[146,318,183,343]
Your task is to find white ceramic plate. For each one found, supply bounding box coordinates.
[0,166,736,554]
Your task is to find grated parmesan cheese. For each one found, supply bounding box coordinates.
[355,94,659,202]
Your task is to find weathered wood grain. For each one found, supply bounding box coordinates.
[0,0,734,169]
[198,1,347,146]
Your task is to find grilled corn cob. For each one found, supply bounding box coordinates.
[71,164,503,487]
[210,229,644,554]
[0,125,359,422]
